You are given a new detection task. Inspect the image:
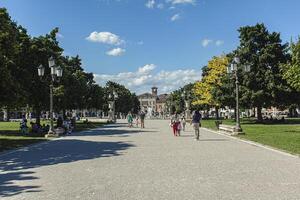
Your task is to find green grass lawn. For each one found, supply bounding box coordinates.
[201,118,300,155]
[0,120,106,152]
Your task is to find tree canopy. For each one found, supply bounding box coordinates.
[282,38,300,92]
[0,8,139,121]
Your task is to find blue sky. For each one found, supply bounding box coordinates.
[1,0,300,94]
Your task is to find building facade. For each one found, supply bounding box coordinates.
[138,87,169,117]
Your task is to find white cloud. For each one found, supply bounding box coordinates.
[137,41,144,45]
[145,0,155,8]
[86,31,124,45]
[106,48,126,56]
[138,64,156,74]
[171,13,180,21]
[201,39,224,47]
[215,40,224,46]
[157,3,164,9]
[167,0,196,5]
[201,39,213,47]
[94,64,201,94]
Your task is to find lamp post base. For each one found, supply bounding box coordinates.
[233,126,244,135]
[108,111,115,123]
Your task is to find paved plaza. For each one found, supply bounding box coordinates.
[1,120,300,200]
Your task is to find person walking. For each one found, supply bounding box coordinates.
[135,115,139,127]
[170,113,179,136]
[176,118,181,136]
[191,110,201,140]
[181,116,186,131]
[140,111,145,128]
[127,112,133,128]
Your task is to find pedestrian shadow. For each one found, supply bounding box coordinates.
[0,139,134,197]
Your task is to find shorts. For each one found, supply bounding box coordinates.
[193,123,200,130]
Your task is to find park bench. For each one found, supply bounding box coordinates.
[218,124,243,136]
[54,127,65,136]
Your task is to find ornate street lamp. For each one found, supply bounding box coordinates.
[38,57,63,137]
[227,56,251,134]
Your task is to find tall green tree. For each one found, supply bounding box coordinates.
[0,8,24,110]
[236,23,289,121]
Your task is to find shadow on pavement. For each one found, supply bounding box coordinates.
[179,134,194,137]
[74,125,157,137]
[0,171,42,197]
[0,139,134,197]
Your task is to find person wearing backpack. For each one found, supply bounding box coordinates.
[191,110,201,140]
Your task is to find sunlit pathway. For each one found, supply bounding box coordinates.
[1,120,300,200]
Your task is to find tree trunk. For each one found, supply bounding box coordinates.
[35,108,41,125]
[215,106,219,120]
[3,107,10,122]
[234,108,237,122]
[63,108,66,119]
[289,106,297,118]
[257,106,263,122]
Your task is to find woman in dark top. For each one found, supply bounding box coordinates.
[191,110,201,140]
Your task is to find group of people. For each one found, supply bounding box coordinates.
[19,116,50,135]
[170,115,186,136]
[170,110,202,140]
[19,115,74,135]
[127,111,146,128]
[125,109,202,140]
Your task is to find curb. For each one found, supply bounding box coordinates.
[201,127,300,159]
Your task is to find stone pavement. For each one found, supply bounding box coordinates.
[1,120,300,200]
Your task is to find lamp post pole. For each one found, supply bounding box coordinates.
[227,56,251,134]
[49,83,54,134]
[234,68,242,133]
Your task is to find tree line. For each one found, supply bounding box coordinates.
[169,23,300,121]
[0,8,139,122]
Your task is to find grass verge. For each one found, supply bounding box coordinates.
[201,118,300,155]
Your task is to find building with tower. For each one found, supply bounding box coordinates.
[137,87,169,118]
